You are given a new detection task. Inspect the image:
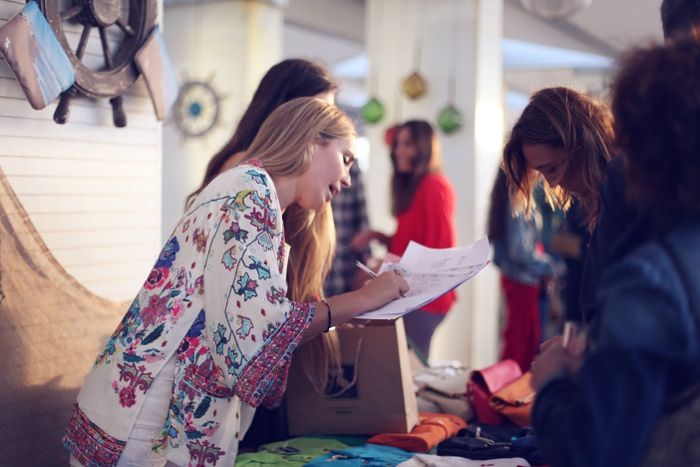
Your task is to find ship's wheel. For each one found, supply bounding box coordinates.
[172,79,224,138]
[38,0,158,127]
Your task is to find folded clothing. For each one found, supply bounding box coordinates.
[235,437,349,466]
[413,365,470,398]
[398,453,531,466]
[417,387,473,421]
[367,413,468,452]
[437,424,547,466]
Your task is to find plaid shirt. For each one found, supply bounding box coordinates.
[324,164,369,296]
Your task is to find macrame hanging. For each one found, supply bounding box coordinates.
[384,0,410,146]
[437,0,463,135]
[401,0,427,100]
[361,0,386,124]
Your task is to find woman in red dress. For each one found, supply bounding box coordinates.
[353,120,456,359]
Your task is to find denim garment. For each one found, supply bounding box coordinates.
[533,221,700,467]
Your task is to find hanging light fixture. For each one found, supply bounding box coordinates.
[520,0,592,19]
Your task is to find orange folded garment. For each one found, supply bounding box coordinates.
[367,412,467,452]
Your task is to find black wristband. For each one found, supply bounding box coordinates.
[321,298,332,333]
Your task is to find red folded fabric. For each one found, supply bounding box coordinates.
[367,412,468,452]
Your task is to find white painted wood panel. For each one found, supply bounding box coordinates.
[0,0,163,301]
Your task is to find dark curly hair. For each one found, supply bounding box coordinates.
[612,32,700,230]
[661,0,700,39]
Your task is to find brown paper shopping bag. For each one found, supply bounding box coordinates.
[286,319,419,435]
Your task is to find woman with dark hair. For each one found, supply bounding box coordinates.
[352,120,456,359]
[187,58,338,208]
[503,87,616,232]
[531,34,700,467]
[502,87,622,323]
[487,169,553,372]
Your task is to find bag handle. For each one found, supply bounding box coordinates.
[306,337,363,398]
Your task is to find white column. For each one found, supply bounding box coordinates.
[468,0,504,368]
[161,1,283,241]
[365,0,503,366]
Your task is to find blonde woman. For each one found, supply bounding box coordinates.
[64,98,408,467]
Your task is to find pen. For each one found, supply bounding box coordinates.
[356,260,407,297]
[355,260,377,278]
[562,321,578,350]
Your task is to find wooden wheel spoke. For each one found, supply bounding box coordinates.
[76,25,92,60]
[99,26,114,68]
[116,19,135,37]
[60,4,83,21]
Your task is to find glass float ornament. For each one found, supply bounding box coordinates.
[402,71,427,99]
[437,105,463,134]
[361,97,385,124]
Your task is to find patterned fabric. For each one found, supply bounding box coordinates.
[63,403,126,466]
[324,164,369,296]
[63,164,315,466]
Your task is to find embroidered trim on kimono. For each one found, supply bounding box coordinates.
[63,165,316,466]
[235,301,314,407]
[63,403,126,467]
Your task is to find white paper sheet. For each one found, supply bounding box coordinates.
[355,238,490,320]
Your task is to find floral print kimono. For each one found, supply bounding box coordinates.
[63,164,314,466]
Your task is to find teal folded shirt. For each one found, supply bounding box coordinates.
[305,444,413,466]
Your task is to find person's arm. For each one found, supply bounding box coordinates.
[504,211,554,279]
[201,170,315,408]
[304,270,408,339]
[204,169,408,407]
[350,229,390,251]
[533,246,693,467]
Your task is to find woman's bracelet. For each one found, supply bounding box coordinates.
[320,298,333,333]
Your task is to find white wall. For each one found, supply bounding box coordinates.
[0,0,162,301]
[161,1,282,241]
[365,0,503,367]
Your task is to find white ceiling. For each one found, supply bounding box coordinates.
[164,0,668,106]
[563,0,664,52]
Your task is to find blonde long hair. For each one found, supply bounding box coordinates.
[242,97,356,388]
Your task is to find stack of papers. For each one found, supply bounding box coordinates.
[356,238,490,320]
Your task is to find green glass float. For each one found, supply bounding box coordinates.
[402,71,427,99]
[361,96,385,124]
[437,104,463,134]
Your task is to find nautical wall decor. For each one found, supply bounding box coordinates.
[437,0,463,135]
[172,77,224,138]
[0,0,177,127]
[0,1,75,110]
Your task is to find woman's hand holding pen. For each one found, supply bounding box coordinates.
[355,270,409,312]
[532,324,586,391]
